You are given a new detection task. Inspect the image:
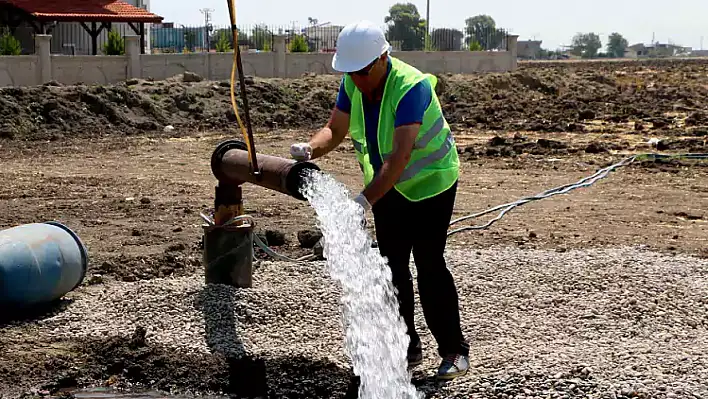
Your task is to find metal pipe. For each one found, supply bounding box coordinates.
[211,139,320,201]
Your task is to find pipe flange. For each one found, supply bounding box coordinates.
[211,139,248,182]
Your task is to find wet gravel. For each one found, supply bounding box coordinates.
[2,246,707,398]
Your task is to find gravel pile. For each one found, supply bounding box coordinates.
[4,246,707,398]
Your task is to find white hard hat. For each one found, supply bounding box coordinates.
[332,20,391,73]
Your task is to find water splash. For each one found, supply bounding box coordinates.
[300,170,423,399]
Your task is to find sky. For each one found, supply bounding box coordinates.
[150,0,708,51]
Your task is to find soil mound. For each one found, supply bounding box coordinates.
[1,59,708,141]
[440,61,708,134]
[0,74,340,141]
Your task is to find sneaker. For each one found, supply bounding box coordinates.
[436,353,469,380]
[407,341,423,368]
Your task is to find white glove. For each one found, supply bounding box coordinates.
[290,142,312,161]
[353,192,371,212]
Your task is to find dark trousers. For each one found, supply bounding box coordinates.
[372,180,469,357]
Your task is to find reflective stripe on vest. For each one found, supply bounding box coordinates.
[385,130,455,184]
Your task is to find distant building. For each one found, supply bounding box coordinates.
[690,50,708,57]
[517,40,542,59]
[627,42,691,58]
[301,24,343,52]
[0,0,161,55]
[151,22,209,52]
[49,0,158,55]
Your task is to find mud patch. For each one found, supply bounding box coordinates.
[91,250,202,283]
[2,327,352,398]
[458,134,632,159]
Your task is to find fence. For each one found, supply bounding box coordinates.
[0,34,518,88]
[147,23,511,54]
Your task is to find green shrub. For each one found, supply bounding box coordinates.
[215,31,231,52]
[103,29,125,55]
[469,40,483,51]
[289,35,309,53]
[0,31,21,55]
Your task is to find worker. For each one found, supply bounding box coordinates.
[289,20,469,380]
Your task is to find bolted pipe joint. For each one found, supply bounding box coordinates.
[210,139,320,201]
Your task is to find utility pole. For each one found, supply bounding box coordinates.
[424,0,430,51]
[200,8,214,51]
[425,0,430,50]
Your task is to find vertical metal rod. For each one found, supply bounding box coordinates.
[426,0,430,49]
[235,48,260,177]
[226,0,260,177]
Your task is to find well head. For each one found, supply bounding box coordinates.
[210,139,320,201]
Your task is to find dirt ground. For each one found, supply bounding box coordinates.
[0,58,707,398]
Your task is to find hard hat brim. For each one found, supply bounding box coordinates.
[332,44,391,73]
[331,52,369,73]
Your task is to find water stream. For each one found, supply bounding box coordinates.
[300,170,423,399]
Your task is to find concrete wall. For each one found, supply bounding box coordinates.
[0,56,39,86]
[0,34,518,87]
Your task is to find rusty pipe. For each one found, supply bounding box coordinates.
[211,139,320,201]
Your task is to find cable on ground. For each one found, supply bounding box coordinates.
[446,152,708,236]
[223,152,708,262]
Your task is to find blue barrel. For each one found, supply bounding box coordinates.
[0,221,88,306]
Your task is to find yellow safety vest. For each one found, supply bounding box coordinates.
[343,56,459,202]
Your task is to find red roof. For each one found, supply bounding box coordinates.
[0,0,164,23]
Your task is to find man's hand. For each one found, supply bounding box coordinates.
[290,143,312,161]
[353,192,371,212]
[352,192,370,228]
[290,108,348,162]
[361,123,420,206]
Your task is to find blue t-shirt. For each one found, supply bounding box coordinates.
[335,59,432,175]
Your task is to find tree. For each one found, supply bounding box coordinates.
[571,32,602,58]
[103,29,125,55]
[607,32,628,58]
[384,3,426,51]
[0,30,21,55]
[464,15,505,50]
[211,28,233,49]
[431,28,463,51]
[289,35,309,52]
[183,29,198,52]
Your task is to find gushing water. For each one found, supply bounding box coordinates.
[300,170,423,399]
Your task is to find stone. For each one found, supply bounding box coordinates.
[578,109,595,120]
[585,142,608,154]
[183,71,203,83]
[88,274,103,285]
[537,138,566,149]
[265,229,286,246]
[297,229,323,249]
[489,136,507,146]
